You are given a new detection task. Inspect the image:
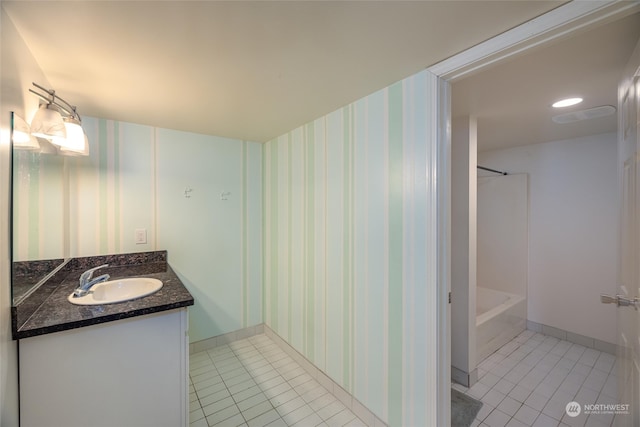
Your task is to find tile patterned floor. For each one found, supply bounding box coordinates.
[189,334,365,427]
[453,330,618,427]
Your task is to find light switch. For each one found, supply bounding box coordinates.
[135,228,147,244]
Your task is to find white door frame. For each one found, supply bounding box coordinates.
[428,1,640,425]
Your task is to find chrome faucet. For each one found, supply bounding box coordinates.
[73,264,110,297]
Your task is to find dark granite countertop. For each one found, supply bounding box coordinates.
[12,251,194,340]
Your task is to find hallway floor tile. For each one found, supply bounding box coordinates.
[189,334,365,427]
[453,331,618,427]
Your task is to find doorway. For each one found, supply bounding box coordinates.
[428,2,640,426]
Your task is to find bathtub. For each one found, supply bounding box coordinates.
[476,287,526,363]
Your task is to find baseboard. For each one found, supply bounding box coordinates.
[189,323,265,354]
[526,320,617,355]
[189,323,388,427]
[451,366,478,388]
[263,325,388,427]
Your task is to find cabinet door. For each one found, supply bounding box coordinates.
[20,309,188,427]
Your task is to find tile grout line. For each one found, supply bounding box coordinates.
[190,334,369,427]
[241,335,350,426]
[460,330,618,427]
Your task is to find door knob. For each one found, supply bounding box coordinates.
[601,294,639,310]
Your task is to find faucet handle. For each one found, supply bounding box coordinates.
[80,264,109,284]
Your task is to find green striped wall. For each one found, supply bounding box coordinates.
[68,119,157,257]
[16,118,264,343]
[155,128,263,342]
[264,69,442,426]
[14,68,444,425]
[14,118,264,342]
[13,150,65,261]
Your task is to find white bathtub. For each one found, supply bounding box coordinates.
[476,287,526,363]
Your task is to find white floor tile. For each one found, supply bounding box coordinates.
[468,381,492,399]
[561,412,588,427]
[584,413,613,427]
[189,417,208,427]
[557,379,581,396]
[532,413,560,427]
[317,400,348,421]
[233,385,263,403]
[508,385,532,403]
[494,379,517,395]
[190,408,205,423]
[210,412,245,427]
[237,392,268,412]
[513,404,539,425]
[247,409,281,427]
[271,388,299,408]
[534,382,558,398]
[506,418,528,427]
[240,399,273,422]
[197,381,228,399]
[281,403,315,425]
[475,403,495,422]
[484,408,511,427]
[203,396,236,417]
[481,373,502,388]
[343,416,368,427]
[228,378,258,395]
[504,368,528,384]
[309,393,338,413]
[550,390,574,407]
[264,417,288,427]
[325,408,357,426]
[471,330,612,427]
[524,392,548,412]
[206,404,241,426]
[575,386,599,405]
[301,383,329,403]
[201,389,232,408]
[264,381,293,401]
[190,335,363,427]
[483,389,507,408]
[542,398,567,421]
[497,396,522,417]
[225,372,253,388]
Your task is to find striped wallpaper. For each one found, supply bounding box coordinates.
[68,119,157,257]
[14,67,445,425]
[15,118,264,342]
[13,150,66,261]
[154,127,263,341]
[264,69,443,426]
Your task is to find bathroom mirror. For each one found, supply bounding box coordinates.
[11,111,68,304]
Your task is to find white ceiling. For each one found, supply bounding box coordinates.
[2,0,567,143]
[453,11,640,152]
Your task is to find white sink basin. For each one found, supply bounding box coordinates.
[68,277,163,305]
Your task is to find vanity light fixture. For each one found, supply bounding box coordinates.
[11,113,40,151]
[28,82,89,156]
[60,133,89,156]
[30,103,66,144]
[552,97,583,108]
[62,115,88,152]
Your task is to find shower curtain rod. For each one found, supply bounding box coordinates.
[477,165,508,175]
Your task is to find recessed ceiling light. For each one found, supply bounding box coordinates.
[552,97,583,108]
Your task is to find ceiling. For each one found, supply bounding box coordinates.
[1,0,568,143]
[453,11,640,152]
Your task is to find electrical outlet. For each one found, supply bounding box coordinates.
[135,228,147,245]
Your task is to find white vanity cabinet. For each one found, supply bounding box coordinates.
[19,308,189,427]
